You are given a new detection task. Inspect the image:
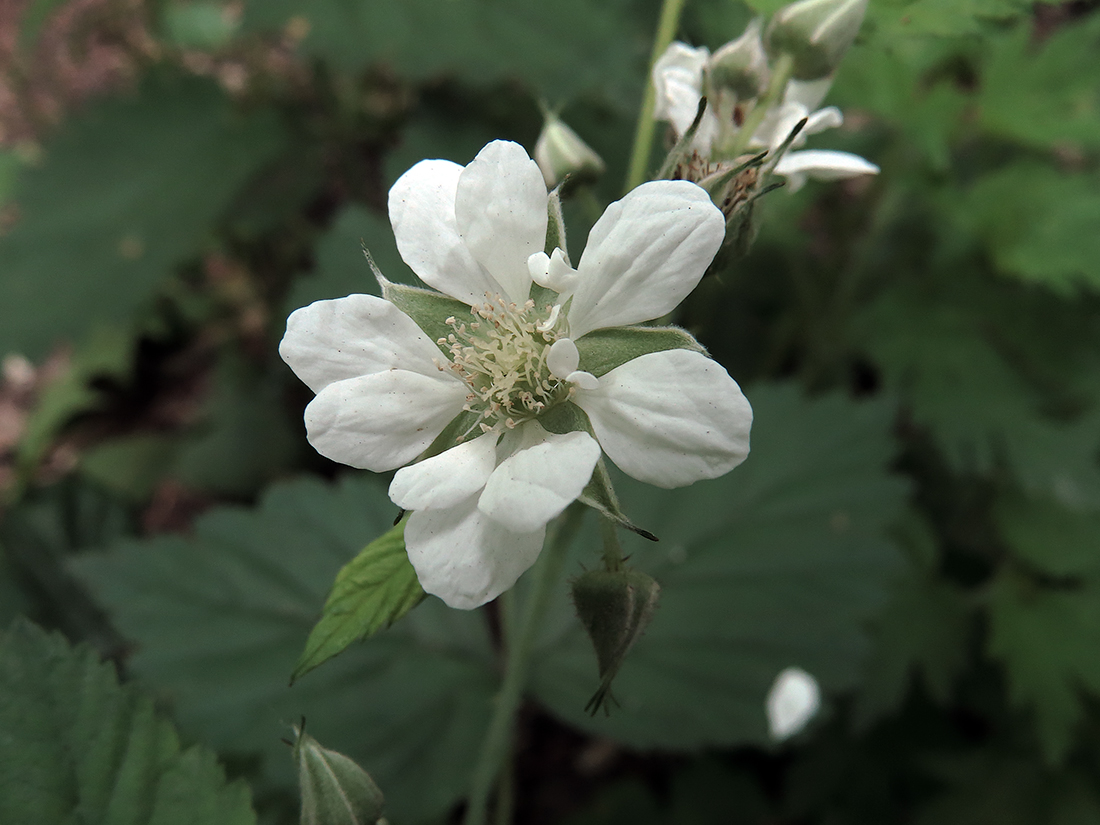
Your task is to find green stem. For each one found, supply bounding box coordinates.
[600,518,625,572]
[463,505,586,825]
[723,52,795,160]
[624,0,689,193]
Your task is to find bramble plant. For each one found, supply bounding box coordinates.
[2,0,1100,823]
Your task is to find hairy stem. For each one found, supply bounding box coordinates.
[463,505,586,825]
[624,0,689,193]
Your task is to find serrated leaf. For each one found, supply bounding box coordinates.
[576,326,705,378]
[987,572,1100,763]
[0,72,285,359]
[530,382,907,748]
[241,0,643,103]
[962,164,1100,293]
[293,520,425,682]
[996,492,1100,577]
[0,618,256,825]
[71,475,495,825]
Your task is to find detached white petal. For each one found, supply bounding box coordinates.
[575,349,752,488]
[304,370,467,472]
[478,429,601,533]
[405,498,546,609]
[775,149,880,192]
[567,181,725,339]
[766,667,821,741]
[389,432,499,511]
[454,140,547,304]
[280,294,453,393]
[388,158,503,305]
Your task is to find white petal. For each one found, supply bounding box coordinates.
[546,338,580,379]
[304,370,467,472]
[784,77,833,111]
[388,158,503,305]
[478,429,601,533]
[574,349,752,488]
[774,150,880,184]
[405,498,545,609]
[766,667,821,741]
[280,294,453,394]
[389,432,499,511]
[751,101,809,150]
[566,181,725,339]
[567,370,599,390]
[529,248,579,293]
[652,42,708,127]
[454,140,547,304]
[802,106,843,137]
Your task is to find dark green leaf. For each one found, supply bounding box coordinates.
[576,326,705,378]
[0,73,285,359]
[293,520,425,682]
[531,382,907,748]
[71,475,495,825]
[996,492,1100,577]
[0,618,256,825]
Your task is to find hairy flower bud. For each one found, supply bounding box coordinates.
[707,18,771,100]
[293,726,386,825]
[534,114,606,188]
[766,0,868,80]
[572,566,660,713]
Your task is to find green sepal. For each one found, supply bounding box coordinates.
[657,95,709,180]
[293,725,386,825]
[578,457,658,542]
[291,520,425,683]
[377,275,469,351]
[576,325,705,377]
[545,184,569,260]
[571,567,661,715]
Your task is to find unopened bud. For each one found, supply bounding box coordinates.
[535,114,606,188]
[766,667,821,741]
[572,567,660,714]
[766,0,868,80]
[707,18,770,100]
[293,725,386,825]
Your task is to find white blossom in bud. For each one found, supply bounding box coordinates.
[766,666,821,741]
[534,113,605,188]
[280,140,753,610]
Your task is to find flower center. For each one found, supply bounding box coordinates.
[438,295,567,432]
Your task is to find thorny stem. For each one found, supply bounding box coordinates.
[624,0,689,193]
[463,504,586,825]
[723,52,795,160]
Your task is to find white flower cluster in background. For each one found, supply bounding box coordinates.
[653,23,879,191]
[281,141,753,610]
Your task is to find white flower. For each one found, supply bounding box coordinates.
[280,140,753,610]
[766,666,821,741]
[652,40,878,191]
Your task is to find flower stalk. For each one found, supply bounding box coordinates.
[463,505,586,825]
[722,52,794,160]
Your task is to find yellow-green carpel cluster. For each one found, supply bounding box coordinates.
[438,294,569,432]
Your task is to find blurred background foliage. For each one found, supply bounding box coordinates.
[1,0,1100,822]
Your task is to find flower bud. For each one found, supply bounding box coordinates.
[766,666,821,741]
[572,567,660,713]
[293,725,386,825]
[707,18,770,100]
[765,0,868,80]
[534,114,606,188]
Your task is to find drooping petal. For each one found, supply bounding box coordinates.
[546,338,580,379]
[454,141,547,304]
[574,349,752,488]
[566,181,725,339]
[389,432,499,511]
[478,429,601,533]
[405,498,546,609]
[388,158,503,306]
[528,248,579,294]
[304,370,467,472]
[801,105,844,137]
[775,149,880,192]
[280,294,455,393]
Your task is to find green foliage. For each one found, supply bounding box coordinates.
[995,493,1100,577]
[0,618,256,825]
[532,383,906,747]
[242,0,645,103]
[293,520,425,682]
[576,325,705,378]
[71,475,495,825]
[0,73,285,359]
[160,1,241,50]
